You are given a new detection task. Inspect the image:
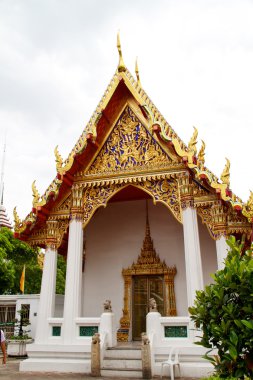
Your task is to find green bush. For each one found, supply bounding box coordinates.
[189,236,253,379]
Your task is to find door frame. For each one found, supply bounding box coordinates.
[117,258,177,342]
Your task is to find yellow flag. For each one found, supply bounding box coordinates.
[20,265,25,294]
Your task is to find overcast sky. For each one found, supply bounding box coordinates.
[0,0,252,224]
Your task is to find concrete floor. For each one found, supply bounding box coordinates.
[0,358,201,380]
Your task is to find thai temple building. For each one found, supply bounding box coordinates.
[13,36,253,377]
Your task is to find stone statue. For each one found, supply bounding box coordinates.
[103,299,112,312]
[149,297,157,312]
[92,333,100,345]
[141,332,150,345]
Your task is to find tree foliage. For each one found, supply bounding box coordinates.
[0,227,66,295]
[189,236,253,378]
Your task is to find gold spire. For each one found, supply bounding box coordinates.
[117,31,126,72]
[135,57,141,87]
[220,157,230,186]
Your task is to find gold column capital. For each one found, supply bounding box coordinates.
[71,184,84,220]
[211,201,228,238]
[45,220,59,250]
[45,219,69,250]
[178,172,194,209]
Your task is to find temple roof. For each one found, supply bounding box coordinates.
[13,35,253,240]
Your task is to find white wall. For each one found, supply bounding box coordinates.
[16,295,40,339]
[82,198,188,332]
[198,216,217,286]
[55,294,64,317]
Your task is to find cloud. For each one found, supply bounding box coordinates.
[0,0,252,222]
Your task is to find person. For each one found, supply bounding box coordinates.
[0,329,7,364]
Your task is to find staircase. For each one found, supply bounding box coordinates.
[101,344,142,378]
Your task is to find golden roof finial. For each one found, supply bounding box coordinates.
[198,140,206,166]
[188,126,198,156]
[117,31,126,72]
[220,157,230,186]
[135,57,141,87]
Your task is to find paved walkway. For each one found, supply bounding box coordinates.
[0,358,200,380]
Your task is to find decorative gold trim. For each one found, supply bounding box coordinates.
[178,173,194,209]
[82,178,182,229]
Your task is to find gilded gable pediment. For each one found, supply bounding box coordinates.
[86,106,172,176]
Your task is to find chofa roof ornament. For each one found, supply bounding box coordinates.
[117,31,126,73]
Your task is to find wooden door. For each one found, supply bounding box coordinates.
[132,275,164,340]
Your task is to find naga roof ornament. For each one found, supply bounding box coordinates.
[242,191,253,222]
[13,206,26,233]
[117,32,126,73]
[220,157,230,186]
[172,126,198,167]
[54,146,75,176]
[32,180,46,208]
[211,158,231,202]
[197,140,206,168]
[188,126,198,156]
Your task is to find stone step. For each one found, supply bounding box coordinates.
[101,368,142,378]
[102,358,142,369]
[105,348,141,359]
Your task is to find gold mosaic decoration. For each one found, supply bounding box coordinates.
[87,106,171,175]
[82,177,182,228]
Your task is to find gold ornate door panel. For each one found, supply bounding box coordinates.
[132,275,164,340]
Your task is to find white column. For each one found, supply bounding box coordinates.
[35,246,57,343]
[62,217,83,344]
[182,207,204,308]
[100,312,117,347]
[216,235,228,270]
